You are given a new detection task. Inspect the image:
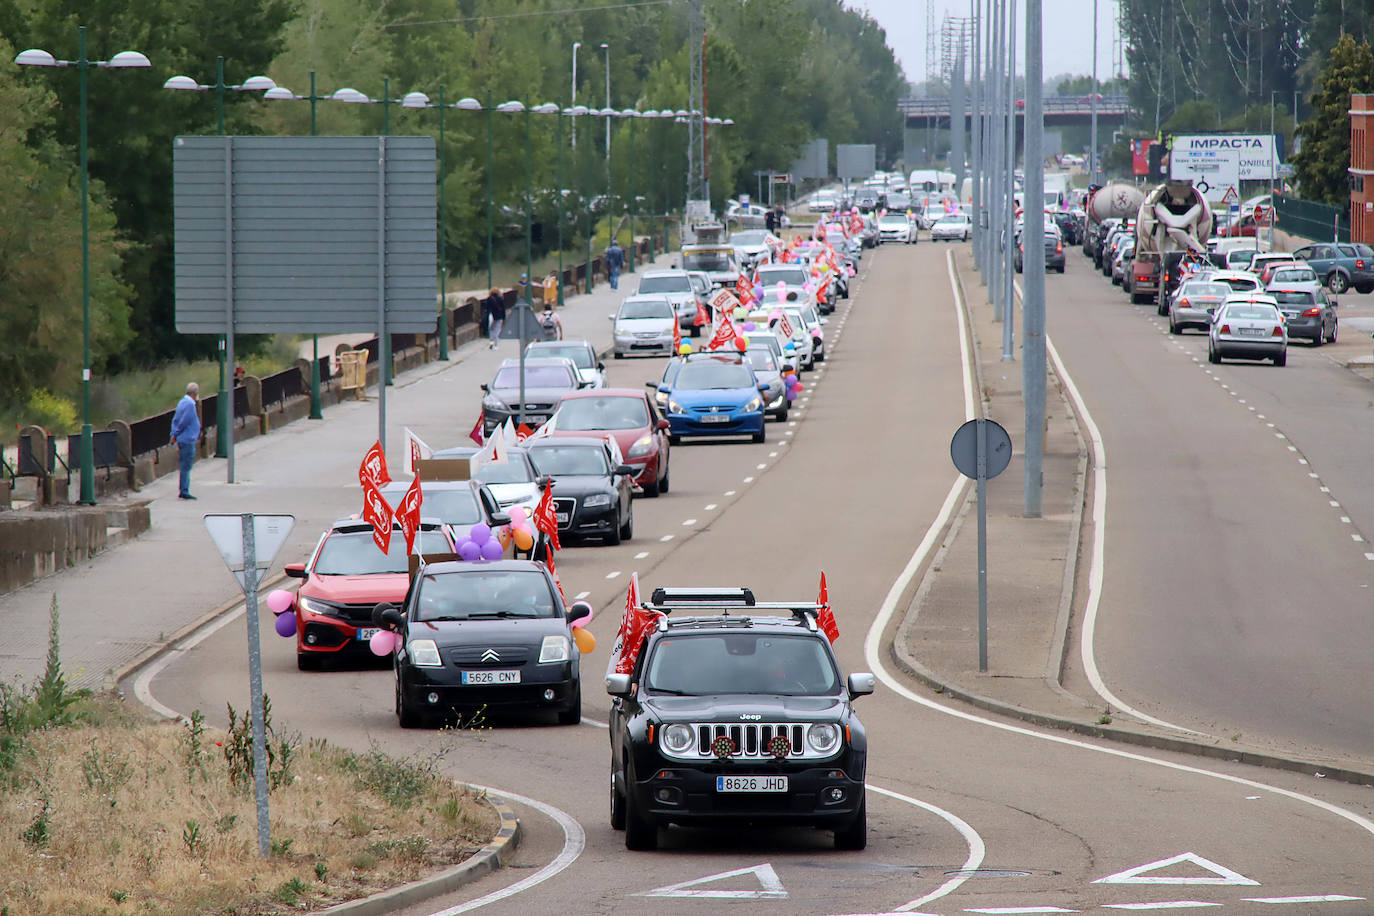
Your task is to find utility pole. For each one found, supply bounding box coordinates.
[686,0,707,206]
[1024,0,1045,516]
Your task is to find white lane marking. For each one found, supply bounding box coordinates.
[1299,458,1309,465]
[1354,534,1366,542]
[724,490,736,496]
[704,503,718,511]
[634,551,649,559]
[1365,552,1374,561]
[574,591,590,600]
[1330,500,1341,507]
[1093,852,1257,885]
[785,430,794,436]
[964,909,1078,914]
[1048,332,1205,735]
[660,534,674,542]
[1102,904,1221,910]
[875,785,985,912]
[1244,895,1366,904]
[605,571,621,580]
[1321,486,1331,492]
[756,463,768,470]
[134,601,247,721]
[429,784,584,916]
[637,863,786,899]
[682,518,697,526]
[743,476,754,483]
[582,716,608,729]
[1341,517,1351,524]
[769,451,778,458]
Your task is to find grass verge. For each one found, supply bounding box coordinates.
[0,598,497,915]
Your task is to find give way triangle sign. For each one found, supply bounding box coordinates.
[637,863,787,899]
[1093,851,1259,886]
[204,514,295,594]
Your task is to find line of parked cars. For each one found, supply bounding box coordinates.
[1083,216,1355,367]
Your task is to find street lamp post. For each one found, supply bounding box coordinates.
[163,58,276,450]
[487,91,495,291]
[602,44,612,246]
[571,42,581,151]
[17,28,150,506]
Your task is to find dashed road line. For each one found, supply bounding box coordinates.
[604,570,620,580]
[574,591,590,600]
[682,518,697,526]
[634,551,649,559]
[659,534,674,542]
[704,503,717,511]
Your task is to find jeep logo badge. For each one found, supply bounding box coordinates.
[740,713,761,720]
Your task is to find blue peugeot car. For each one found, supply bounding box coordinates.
[659,352,768,444]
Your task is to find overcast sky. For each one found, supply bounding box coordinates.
[846,0,1126,88]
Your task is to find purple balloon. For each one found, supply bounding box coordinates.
[469,523,492,544]
[274,613,297,638]
[459,540,482,561]
[785,388,797,402]
[481,539,505,561]
[742,321,756,332]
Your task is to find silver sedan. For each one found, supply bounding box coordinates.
[1208,295,1287,366]
[1169,280,1230,334]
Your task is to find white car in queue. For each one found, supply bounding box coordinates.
[610,295,677,358]
[930,212,972,241]
[877,211,916,244]
[1208,294,1287,367]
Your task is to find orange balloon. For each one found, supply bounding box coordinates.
[513,526,534,551]
[573,627,596,654]
[498,527,513,548]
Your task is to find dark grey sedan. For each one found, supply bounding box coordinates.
[1268,287,1338,345]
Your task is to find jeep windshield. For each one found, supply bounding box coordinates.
[644,633,840,696]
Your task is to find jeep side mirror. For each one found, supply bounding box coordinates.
[284,563,307,579]
[567,600,593,626]
[606,673,633,697]
[847,673,876,699]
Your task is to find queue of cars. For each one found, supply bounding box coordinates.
[1083,216,1347,367]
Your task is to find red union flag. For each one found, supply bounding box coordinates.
[532,482,562,552]
[817,571,838,642]
[359,440,391,491]
[516,422,536,443]
[672,313,682,355]
[607,573,664,677]
[545,552,567,603]
[707,311,738,351]
[396,474,424,554]
[776,310,794,338]
[468,414,485,445]
[362,483,394,554]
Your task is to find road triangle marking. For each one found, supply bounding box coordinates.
[1093,852,1259,886]
[637,863,787,899]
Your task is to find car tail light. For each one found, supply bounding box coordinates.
[1272,326,1284,337]
[1179,298,1190,308]
[1358,259,1366,269]
[1303,307,1321,317]
[1056,241,1063,253]
[1219,324,1231,334]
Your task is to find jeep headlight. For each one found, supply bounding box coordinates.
[743,397,762,412]
[407,638,442,667]
[539,634,570,663]
[582,494,612,508]
[806,723,840,754]
[627,434,653,458]
[662,723,694,754]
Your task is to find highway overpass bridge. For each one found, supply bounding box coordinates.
[899,94,1130,131]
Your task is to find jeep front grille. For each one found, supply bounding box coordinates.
[658,722,836,761]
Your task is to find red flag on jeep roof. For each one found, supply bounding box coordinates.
[361,482,394,555]
[395,473,424,554]
[532,481,562,552]
[359,440,391,491]
[607,573,664,677]
[817,571,838,642]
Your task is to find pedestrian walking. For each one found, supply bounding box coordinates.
[482,287,506,349]
[170,382,201,500]
[605,239,625,290]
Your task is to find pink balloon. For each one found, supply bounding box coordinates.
[481,538,504,561]
[274,613,297,638]
[508,506,528,525]
[266,589,294,615]
[369,630,397,656]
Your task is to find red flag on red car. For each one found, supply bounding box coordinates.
[607,573,664,677]
[817,571,838,642]
[359,440,391,491]
[361,483,394,554]
[395,473,424,554]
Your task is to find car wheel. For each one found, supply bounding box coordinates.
[297,653,321,672]
[1169,319,1180,334]
[1157,299,1168,316]
[834,793,867,850]
[609,761,627,830]
[1312,328,1324,347]
[753,424,766,444]
[397,680,425,729]
[1357,284,1374,294]
[668,434,681,446]
[659,462,669,493]
[1274,349,1287,367]
[1328,271,1350,294]
[1331,320,1339,343]
[605,515,622,546]
[613,351,623,360]
[624,777,659,850]
[619,506,634,541]
[1208,343,1221,364]
[557,682,582,725]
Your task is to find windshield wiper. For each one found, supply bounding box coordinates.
[648,687,697,696]
[465,611,519,618]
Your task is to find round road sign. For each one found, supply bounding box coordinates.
[949,418,1013,480]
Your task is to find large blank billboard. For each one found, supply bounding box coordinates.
[837,144,876,182]
[174,135,438,335]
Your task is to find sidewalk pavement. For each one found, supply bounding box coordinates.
[0,251,680,695]
[894,250,1374,785]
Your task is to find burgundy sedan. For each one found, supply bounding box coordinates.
[544,388,671,496]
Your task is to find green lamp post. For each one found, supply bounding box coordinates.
[16,28,151,506]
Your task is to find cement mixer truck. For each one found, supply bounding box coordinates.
[1085,182,1144,265]
[1127,179,1212,307]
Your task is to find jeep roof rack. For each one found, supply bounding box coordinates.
[645,587,825,630]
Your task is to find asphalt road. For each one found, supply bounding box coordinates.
[139,241,1374,914]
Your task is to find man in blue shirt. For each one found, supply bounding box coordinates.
[605,240,625,290]
[170,382,201,500]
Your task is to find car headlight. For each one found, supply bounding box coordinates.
[667,399,685,414]
[743,397,762,412]
[627,435,654,458]
[482,395,508,411]
[806,723,841,754]
[539,634,570,663]
[297,595,332,616]
[662,723,695,754]
[582,493,612,507]
[407,638,442,667]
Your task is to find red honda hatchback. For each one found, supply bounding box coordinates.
[284,519,454,670]
[544,388,671,496]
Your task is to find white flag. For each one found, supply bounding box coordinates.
[402,427,433,476]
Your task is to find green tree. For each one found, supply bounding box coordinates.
[1293,34,1374,205]
[0,38,129,411]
